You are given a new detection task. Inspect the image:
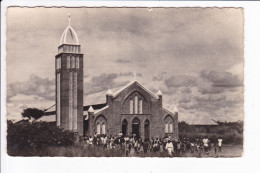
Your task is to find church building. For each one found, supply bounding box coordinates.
[41,16,179,140]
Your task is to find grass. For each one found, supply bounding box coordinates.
[8,143,243,157]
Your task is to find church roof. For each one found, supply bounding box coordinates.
[84,87,121,106]
[84,105,109,120]
[84,80,159,106]
[36,114,56,122]
[112,80,158,99]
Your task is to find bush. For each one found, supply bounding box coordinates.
[7,120,76,155]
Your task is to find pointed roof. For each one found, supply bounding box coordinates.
[88,106,94,113]
[113,80,158,99]
[156,89,163,96]
[60,15,79,45]
[106,89,113,96]
[173,106,178,113]
[84,80,159,106]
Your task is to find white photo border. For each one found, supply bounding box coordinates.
[1,1,260,173]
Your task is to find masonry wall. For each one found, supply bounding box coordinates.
[56,53,84,136]
[90,82,178,139]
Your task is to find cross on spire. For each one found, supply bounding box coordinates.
[68,12,71,25]
[134,71,137,81]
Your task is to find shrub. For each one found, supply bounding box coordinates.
[7,120,76,155]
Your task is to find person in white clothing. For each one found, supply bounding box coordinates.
[89,136,93,146]
[165,140,174,156]
[218,138,223,152]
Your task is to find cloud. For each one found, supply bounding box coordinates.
[7,74,55,101]
[200,70,243,88]
[7,94,54,120]
[118,72,142,77]
[84,73,130,95]
[116,59,132,64]
[152,72,167,81]
[165,75,197,88]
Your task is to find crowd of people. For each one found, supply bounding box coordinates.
[79,132,223,157]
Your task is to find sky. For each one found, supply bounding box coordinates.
[6,7,244,124]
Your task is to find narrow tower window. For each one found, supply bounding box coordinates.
[57,73,61,126]
[76,57,79,69]
[56,57,61,70]
[69,72,73,130]
[73,73,77,130]
[67,56,70,69]
[71,56,75,68]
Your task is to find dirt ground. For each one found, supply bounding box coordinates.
[128,144,243,158]
[175,145,243,158]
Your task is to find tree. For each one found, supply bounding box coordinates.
[21,108,44,120]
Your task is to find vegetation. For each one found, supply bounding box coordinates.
[21,108,44,120]
[7,119,243,156]
[7,120,75,156]
[178,121,243,144]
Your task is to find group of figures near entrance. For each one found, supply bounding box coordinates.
[79,133,223,157]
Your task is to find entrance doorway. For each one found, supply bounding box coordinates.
[132,117,140,138]
[144,119,150,139]
[122,119,128,136]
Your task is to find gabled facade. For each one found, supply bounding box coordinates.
[85,81,179,139]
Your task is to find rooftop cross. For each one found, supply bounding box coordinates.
[134,71,137,81]
[68,13,71,25]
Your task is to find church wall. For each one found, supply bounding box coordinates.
[87,82,179,139]
[109,82,166,139]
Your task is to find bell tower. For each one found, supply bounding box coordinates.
[55,14,83,135]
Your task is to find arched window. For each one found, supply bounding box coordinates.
[96,115,107,135]
[102,123,106,134]
[130,99,133,114]
[139,100,142,114]
[134,95,138,114]
[67,56,70,69]
[164,115,174,134]
[97,123,101,135]
[71,56,75,68]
